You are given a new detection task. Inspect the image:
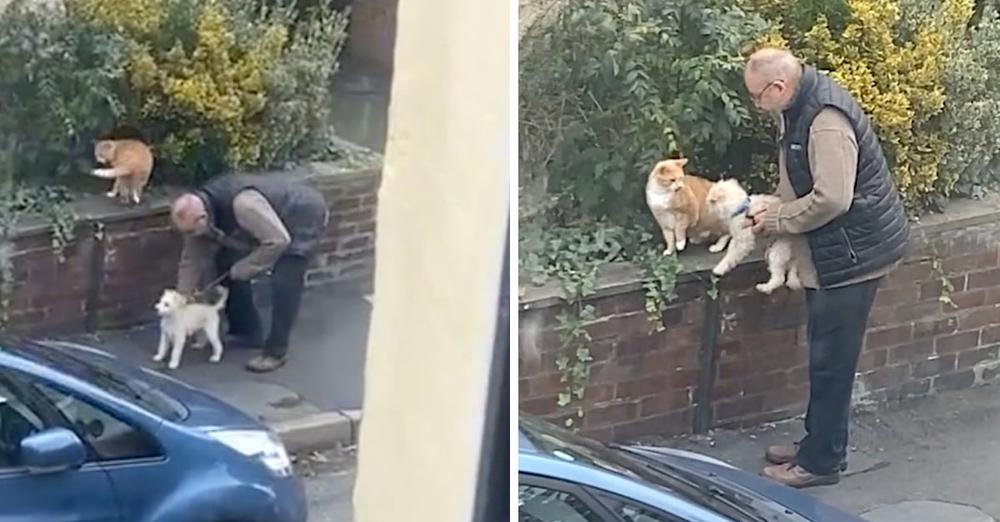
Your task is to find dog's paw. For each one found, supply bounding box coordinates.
[153,353,165,362]
[755,283,776,295]
[209,354,222,363]
[676,240,687,252]
[712,264,727,277]
[709,244,725,254]
[167,361,180,370]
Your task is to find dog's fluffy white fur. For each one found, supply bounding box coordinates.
[706,179,801,294]
[154,287,228,369]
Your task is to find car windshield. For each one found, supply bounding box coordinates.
[11,341,188,422]
[520,416,781,522]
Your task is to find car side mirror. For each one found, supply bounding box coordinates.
[19,427,86,474]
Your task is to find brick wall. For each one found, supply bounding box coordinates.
[2,161,380,336]
[518,198,1000,442]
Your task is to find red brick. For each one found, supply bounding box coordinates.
[889,339,934,364]
[958,345,999,369]
[860,364,910,391]
[639,392,691,416]
[593,292,646,317]
[866,325,913,348]
[668,369,699,390]
[936,330,981,354]
[744,371,789,395]
[858,348,888,372]
[986,288,1000,305]
[934,369,976,391]
[896,378,930,398]
[942,251,999,274]
[761,384,809,411]
[615,375,669,399]
[883,262,932,288]
[580,427,614,443]
[913,317,958,339]
[651,345,700,369]
[913,354,957,378]
[520,396,558,416]
[983,325,1000,345]
[585,401,640,428]
[958,307,1000,330]
[968,268,1000,290]
[586,383,616,403]
[950,290,986,310]
[714,395,764,421]
[788,365,809,386]
[875,286,920,308]
[612,409,693,441]
[524,373,563,398]
[889,302,940,325]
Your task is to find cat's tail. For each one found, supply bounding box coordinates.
[91,167,133,179]
[213,286,230,310]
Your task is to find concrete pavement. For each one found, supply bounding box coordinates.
[54,288,369,452]
[646,384,1000,521]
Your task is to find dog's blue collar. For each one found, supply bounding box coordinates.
[731,197,751,218]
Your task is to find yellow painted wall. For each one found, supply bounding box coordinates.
[351,0,510,519]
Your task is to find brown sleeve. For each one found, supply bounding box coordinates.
[763,108,859,235]
[177,234,219,292]
[228,190,291,281]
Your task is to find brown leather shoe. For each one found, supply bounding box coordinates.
[761,463,840,488]
[765,444,798,465]
[765,443,848,472]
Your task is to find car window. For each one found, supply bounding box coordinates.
[0,377,45,469]
[518,484,605,522]
[32,381,162,462]
[15,342,187,422]
[597,493,685,522]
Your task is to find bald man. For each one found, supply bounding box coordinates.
[742,49,909,487]
[171,174,329,373]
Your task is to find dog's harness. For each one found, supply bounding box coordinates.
[731,197,752,218]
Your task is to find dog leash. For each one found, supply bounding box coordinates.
[190,273,228,299]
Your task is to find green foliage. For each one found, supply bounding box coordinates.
[519,0,770,225]
[0,186,77,325]
[936,4,1000,200]
[0,0,127,184]
[0,0,347,186]
[519,215,682,421]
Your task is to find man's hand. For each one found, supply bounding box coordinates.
[229,263,256,282]
[745,206,766,234]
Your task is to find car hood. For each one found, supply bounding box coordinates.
[626,446,866,522]
[41,340,263,432]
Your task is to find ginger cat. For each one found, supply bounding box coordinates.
[645,158,730,255]
[91,138,154,205]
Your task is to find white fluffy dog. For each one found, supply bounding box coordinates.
[154,287,228,369]
[706,179,801,294]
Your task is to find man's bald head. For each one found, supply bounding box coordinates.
[171,193,208,234]
[744,48,803,112]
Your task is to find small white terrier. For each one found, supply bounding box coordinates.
[705,179,801,294]
[154,287,229,369]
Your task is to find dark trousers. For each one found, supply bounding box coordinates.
[216,250,310,359]
[794,277,881,475]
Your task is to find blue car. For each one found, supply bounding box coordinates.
[519,415,865,522]
[0,338,307,522]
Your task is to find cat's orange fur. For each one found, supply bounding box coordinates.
[91,138,154,205]
[645,158,730,255]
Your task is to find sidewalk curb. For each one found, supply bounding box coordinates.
[269,409,363,453]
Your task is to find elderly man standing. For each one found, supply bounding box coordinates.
[743,48,909,487]
[170,174,329,373]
